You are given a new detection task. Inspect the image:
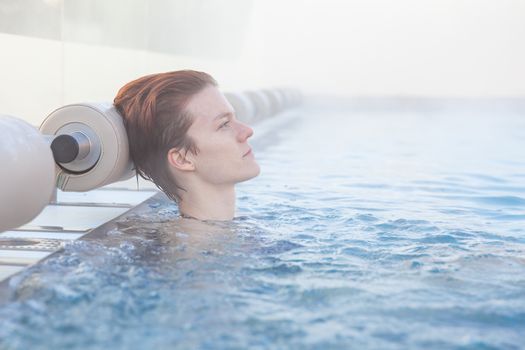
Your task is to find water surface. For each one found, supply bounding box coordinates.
[1,100,524,349]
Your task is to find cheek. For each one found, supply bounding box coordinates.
[193,136,259,184]
[197,136,233,162]
[194,137,236,172]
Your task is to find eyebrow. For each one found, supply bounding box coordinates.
[213,111,234,121]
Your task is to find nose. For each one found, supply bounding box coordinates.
[236,121,253,142]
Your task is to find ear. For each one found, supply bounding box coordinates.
[167,148,195,172]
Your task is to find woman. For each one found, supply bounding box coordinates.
[114,70,260,221]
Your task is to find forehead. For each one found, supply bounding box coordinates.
[185,85,233,125]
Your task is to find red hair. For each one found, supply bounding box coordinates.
[114,70,217,201]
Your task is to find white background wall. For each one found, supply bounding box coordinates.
[243,0,525,97]
[0,0,524,126]
[0,0,253,125]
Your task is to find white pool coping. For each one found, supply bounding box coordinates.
[0,185,158,282]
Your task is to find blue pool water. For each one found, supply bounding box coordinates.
[1,99,525,349]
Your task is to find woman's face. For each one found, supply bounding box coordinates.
[184,85,260,185]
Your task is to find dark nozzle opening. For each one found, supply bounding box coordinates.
[51,134,79,164]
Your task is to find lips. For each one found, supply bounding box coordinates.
[243,148,252,157]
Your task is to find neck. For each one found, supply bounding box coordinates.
[178,181,236,221]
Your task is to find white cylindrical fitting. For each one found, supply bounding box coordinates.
[261,89,280,117]
[0,115,55,232]
[224,92,255,123]
[39,103,134,192]
[246,90,271,121]
[277,88,292,109]
[291,89,303,106]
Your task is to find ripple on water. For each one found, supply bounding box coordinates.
[470,195,525,206]
[256,240,304,255]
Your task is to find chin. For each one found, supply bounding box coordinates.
[238,163,260,183]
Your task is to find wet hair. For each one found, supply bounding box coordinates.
[114,70,218,202]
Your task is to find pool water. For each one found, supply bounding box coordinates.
[1,99,525,349]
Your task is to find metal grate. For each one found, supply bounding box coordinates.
[0,238,65,252]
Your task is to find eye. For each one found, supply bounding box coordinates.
[219,120,231,129]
